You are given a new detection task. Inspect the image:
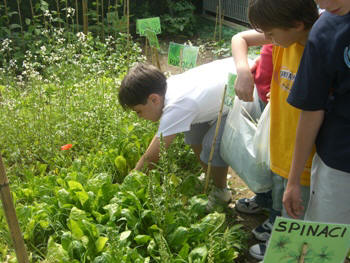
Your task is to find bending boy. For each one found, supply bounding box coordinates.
[231,0,318,260]
[118,60,234,212]
[284,1,350,224]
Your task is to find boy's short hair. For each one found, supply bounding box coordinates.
[118,63,167,109]
[248,0,318,32]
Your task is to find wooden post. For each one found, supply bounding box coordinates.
[298,243,308,263]
[4,0,10,36]
[213,5,218,41]
[56,0,61,28]
[16,0,23,34]
[0,154,29,263]
[154,48,161,71]
[82,0,88,34]
[75,0,79,32]
[126,0,130,44]
[101,0,105,39]
[29,0,35,18]
[65,0,68,27]
[204,85,227,193]
[96,0,99,30]
[218,0,222,41]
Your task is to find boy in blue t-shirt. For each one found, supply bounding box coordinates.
[284,1,350,224]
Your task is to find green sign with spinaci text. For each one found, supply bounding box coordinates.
[136,17,161,36]
[168,42,198,70]
[264,217,350,263]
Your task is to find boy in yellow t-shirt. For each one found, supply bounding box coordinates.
[231,0,318,260]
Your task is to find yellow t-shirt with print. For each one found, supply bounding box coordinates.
[270,44,315,186]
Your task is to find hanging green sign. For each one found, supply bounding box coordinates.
[168,42,198,70]
[181,45,199,69]
[224,73,236,107]
[145,29,159,49]
[136,17,161,36]
[264,217,350,263]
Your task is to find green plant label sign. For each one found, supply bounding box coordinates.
[145,29,159,49]
[264,217,350,263]
[168,42,198,69]
[181,45,199,69]
[168,42,183,67]
[136,17,161,36]
[224,73,236,107]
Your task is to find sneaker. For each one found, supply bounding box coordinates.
[206,186,232,212]
[252,218,272,241]
[235,195,262,214]
[249,243,266,260]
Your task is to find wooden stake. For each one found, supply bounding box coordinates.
[56,0,61,28]
[29,0,35,18]
[298,242,308,263]
[145,37,148,58]
[101,0,105,39]
[218,0,222,41]
[126,0,130,43]
[154,47,161,71]
[16,0,23,33]
[65,0,68,27]
[75,0,79,32]
[0,154,29,263]
[82,0,88,34]
[4,0,10,36]
[204,85,227,193]
[213,5,218,41]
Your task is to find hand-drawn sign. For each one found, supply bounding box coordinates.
[264,217,350,263]
[168,42,198,70]
[136,17,161,36]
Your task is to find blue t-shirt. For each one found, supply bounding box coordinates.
[287,12,350,172]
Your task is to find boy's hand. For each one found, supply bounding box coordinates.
[283,183,304,219]
[235,69,254,101]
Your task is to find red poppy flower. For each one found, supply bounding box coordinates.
[61,144,73,150]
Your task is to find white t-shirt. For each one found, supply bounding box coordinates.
[157,58,237,137]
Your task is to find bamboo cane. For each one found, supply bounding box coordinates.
[145,37,148,58]
[56,0,61,28]
[101,0,105,39]
[220,8,224,42]
[155,47,161,71]
[213,5,218,41]
[0,154,29,263]
[204,84,227,193]
[298,243,308,263]
[126,0,130,43]
[65,0,68,27]
[218,0,222,41]
[16,0,23,33]
[96,0,99,29]
[3,0,10,37]
[29,0,35,18]
[75,0,79,32]
[82,0,88,34]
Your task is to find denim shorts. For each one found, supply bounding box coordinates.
[184,114,228,167]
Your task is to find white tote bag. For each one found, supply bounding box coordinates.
[220,93,272,193]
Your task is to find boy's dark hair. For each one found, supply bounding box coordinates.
[118,63,167,109]
[248,0,318,32]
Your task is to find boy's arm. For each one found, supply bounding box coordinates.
[283,110,324,218]
[134,134,177,171]
[231,30,270,101]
